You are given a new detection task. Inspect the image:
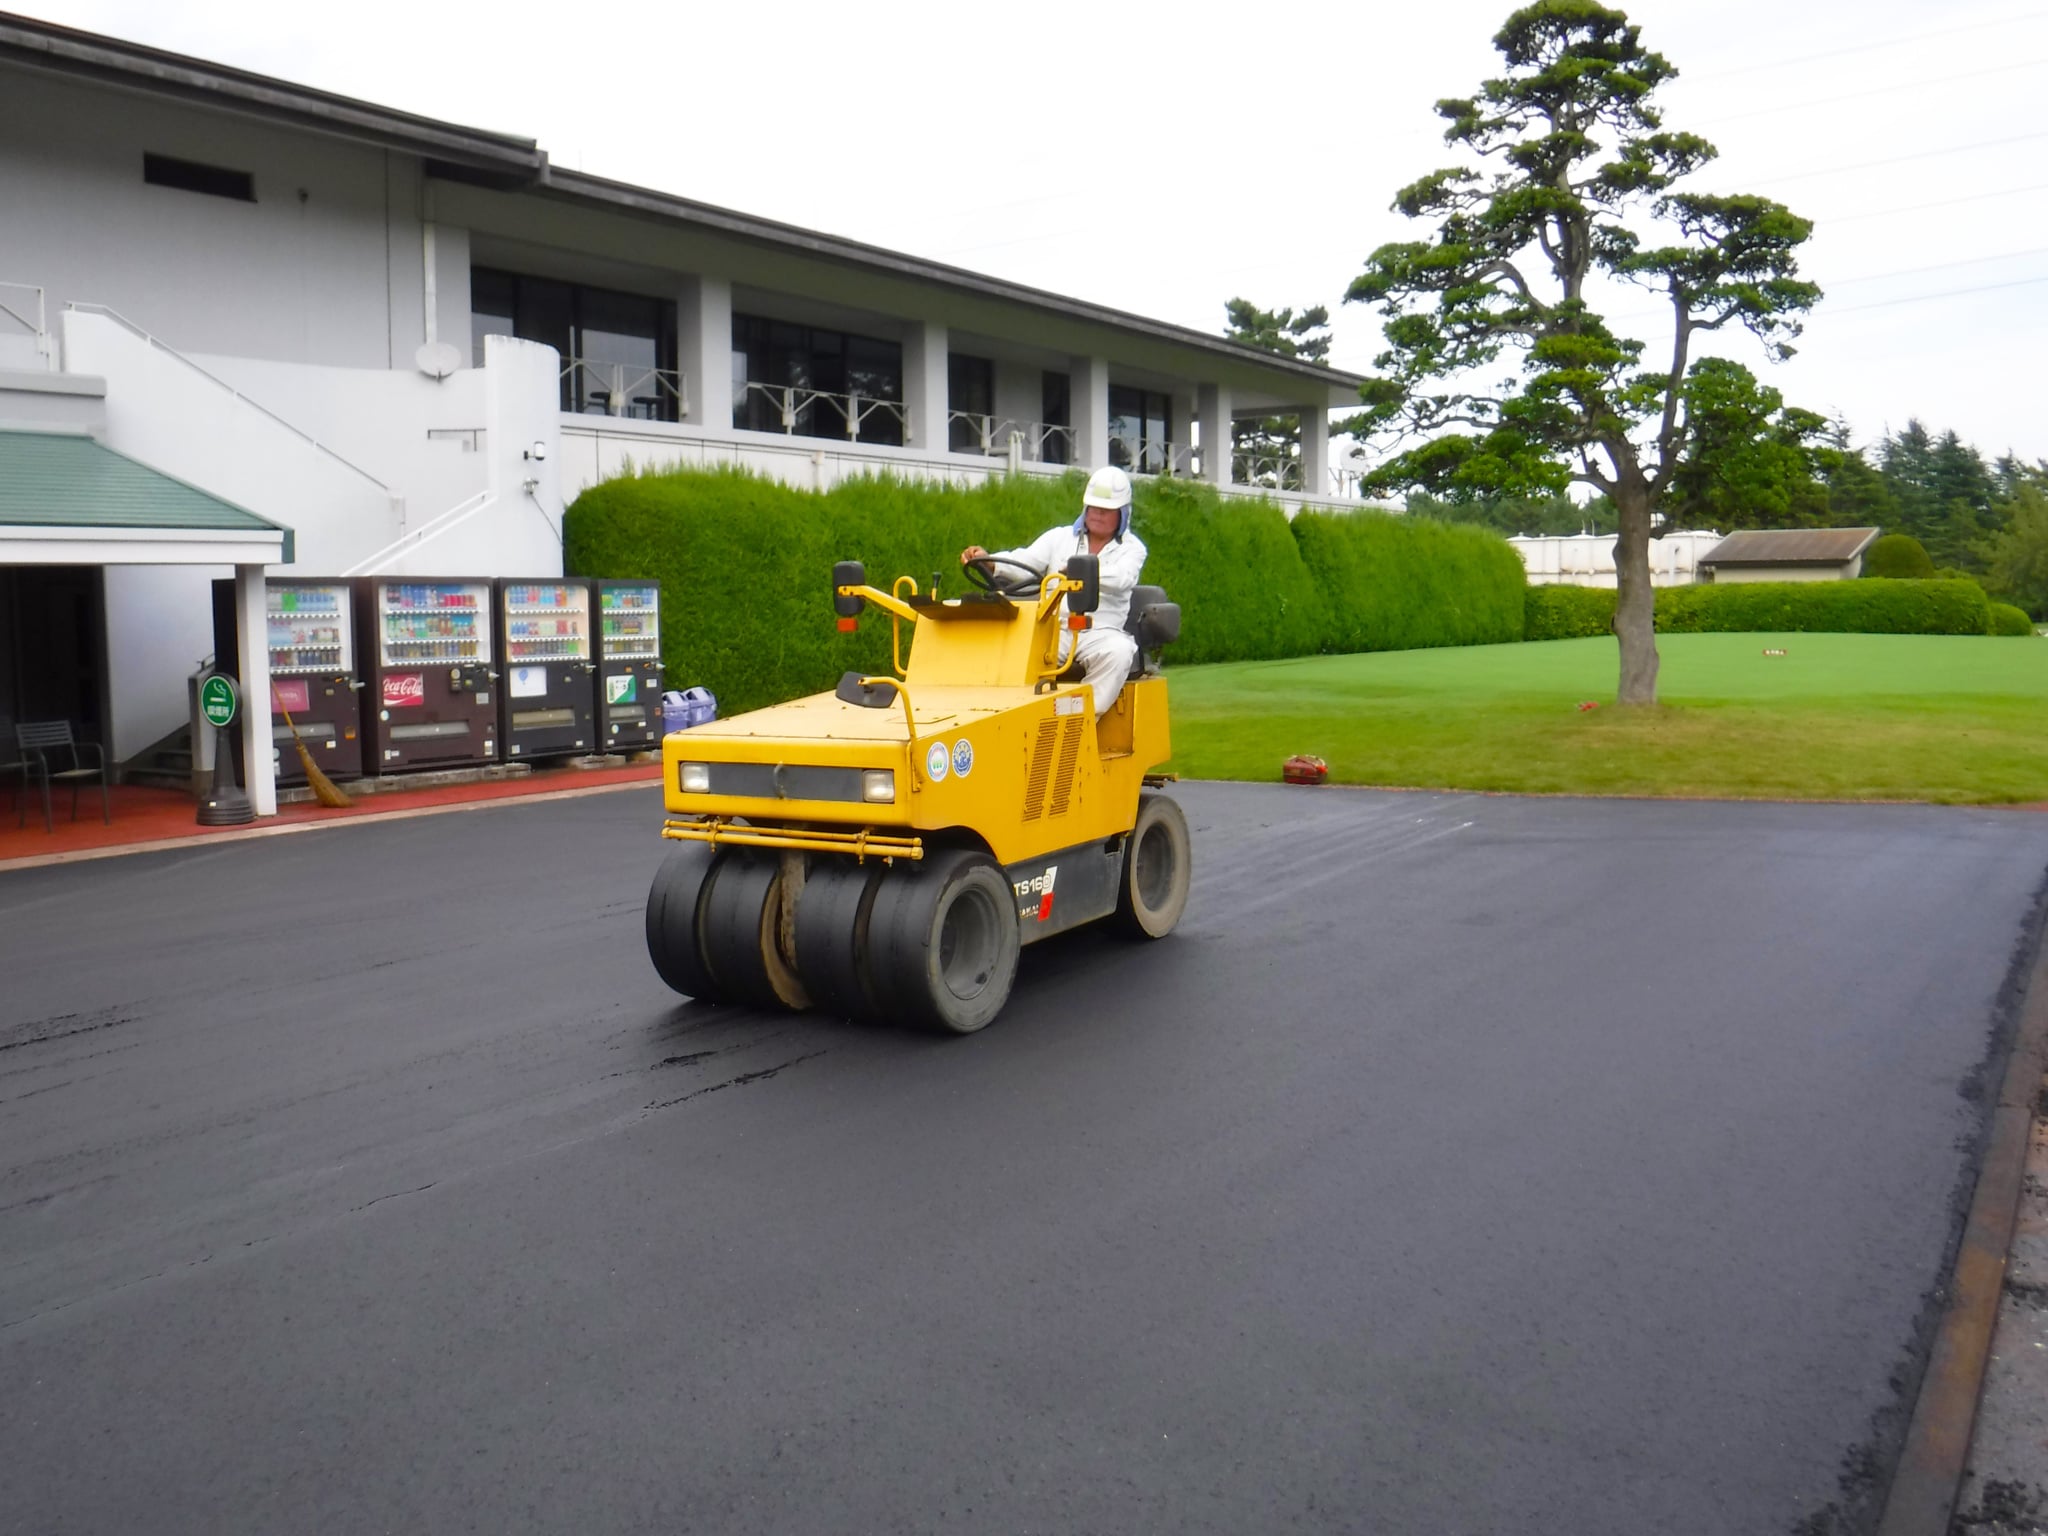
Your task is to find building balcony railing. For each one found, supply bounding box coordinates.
[563,358,688,422]
[946,412,1076,465]
[1109,434,1192,478]
[0,280,53,368]
[1237,452,1370,501]
[737,380,908,443]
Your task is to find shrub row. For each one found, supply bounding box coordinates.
[1521,578,2000,640]
[564,467,1529,713]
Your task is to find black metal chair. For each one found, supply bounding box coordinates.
[16,720,109,832]
[0,716,29,822]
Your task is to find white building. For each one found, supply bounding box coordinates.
[0,13,1366,814]
[1508,530,1724,590]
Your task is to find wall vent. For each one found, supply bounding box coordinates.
[144,154,255,202]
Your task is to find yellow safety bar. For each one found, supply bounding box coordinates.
[661,817,925,861]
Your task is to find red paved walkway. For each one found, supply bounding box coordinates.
[0,762,664,870]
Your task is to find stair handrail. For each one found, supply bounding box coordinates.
[341,488,493,577]
[64,302,399,498]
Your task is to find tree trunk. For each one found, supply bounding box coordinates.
[1610,482,1660,705]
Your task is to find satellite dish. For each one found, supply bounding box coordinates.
[415,341,462,381]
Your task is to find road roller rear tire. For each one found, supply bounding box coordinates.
[865,848,1020,1035]
[646,844,727,1002]
[698,852,809,1011]
[794,858,882,1020]
[1115,792,1190,939]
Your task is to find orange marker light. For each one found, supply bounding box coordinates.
[837,617,859,633]
[1067,613,1090,631]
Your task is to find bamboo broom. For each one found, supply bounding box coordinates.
[271,683,353,808]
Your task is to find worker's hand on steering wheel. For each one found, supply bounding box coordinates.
[959,552,1046,596]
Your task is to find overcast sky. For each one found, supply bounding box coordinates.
[18,0,2048,465]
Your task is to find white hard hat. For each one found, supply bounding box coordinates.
[1082,465,1133,510]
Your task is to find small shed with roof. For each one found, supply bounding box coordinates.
[1696,528,1881,584]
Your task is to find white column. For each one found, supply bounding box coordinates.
[678,275,733,431]
[235,564,276,817]
[1070,355,1110,469]
[1198,382,1233,486]
[1299,403,1329,498]
[903,321,948,451]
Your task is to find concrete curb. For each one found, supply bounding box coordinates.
[0,775,661,875]
[1877,898,2048,1533]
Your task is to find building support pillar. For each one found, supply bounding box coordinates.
[902,321,948,451]
[1070,355,1110,470]
[679,275,733,431]
[234,563,276,817]
[1198,383,1233,486]
[1298,403,1329,498]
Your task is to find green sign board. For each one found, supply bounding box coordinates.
[200,674,239,729]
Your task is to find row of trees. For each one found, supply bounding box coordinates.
[1219,1,2042,699]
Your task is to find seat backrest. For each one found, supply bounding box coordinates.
[17,720,77,766]
[1122,585,1180,676]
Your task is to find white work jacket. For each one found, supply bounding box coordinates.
[988,526,1149,633]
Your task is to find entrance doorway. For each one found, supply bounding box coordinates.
[0,566,108,743]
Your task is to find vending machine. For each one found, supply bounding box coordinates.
[210,578,364,785]
[495,578,596,760]
[354,578,498,771]
[594,579,664,750]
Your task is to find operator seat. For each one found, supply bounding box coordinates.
[1123,585,1180,678]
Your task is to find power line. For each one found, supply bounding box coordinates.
[1824,274,2048,315]
[1826,246,2048,288]
[1695,57,2047,126]
[1691,10,2048,79]
[1738,129,2048,187]
[1811,182,2048,225]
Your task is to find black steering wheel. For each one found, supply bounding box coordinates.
[961,555,1046,597]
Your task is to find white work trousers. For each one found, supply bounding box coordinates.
[1061,628,1138,716]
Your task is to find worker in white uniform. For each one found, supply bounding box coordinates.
[961,465,1148,717]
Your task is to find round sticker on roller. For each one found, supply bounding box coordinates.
[952,739,974,778]
[926,740,950,782]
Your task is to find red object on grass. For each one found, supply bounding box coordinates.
[837,616,858,632]
[1577,700,1600,712]
[1282,754,1329,785]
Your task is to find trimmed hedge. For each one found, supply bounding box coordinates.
[1525,583,1615,640]
[564,466,1530,712]
[1990,602,2036,636]
[1863,534,1934,579]
[1655,578,1991,636]
[1133,477,1329,664]
[1293,509,1525,652]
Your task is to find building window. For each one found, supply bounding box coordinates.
[143,153,254,202]
[731,315,904,446]
[1041,371,1071,466]
[470,268,678,421]
[948,354,994,452]
[1108,385,1172,475]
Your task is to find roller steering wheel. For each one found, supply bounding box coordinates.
[961,555,1046,598]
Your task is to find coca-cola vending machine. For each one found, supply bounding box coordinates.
[594,580,663,750]
[496,578,596,760]
[210,578,364,785]
[353,578,498,771]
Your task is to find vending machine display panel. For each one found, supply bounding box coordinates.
[595,580,664,749]
[496,579,595,759]
[356,578,498,771]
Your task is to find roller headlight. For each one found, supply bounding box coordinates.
[861,769,896,803]
[678,762,711,794]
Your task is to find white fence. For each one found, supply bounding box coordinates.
[1508,530,1723,589]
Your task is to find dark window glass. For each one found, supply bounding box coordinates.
[469,267,678,420]
[1041,371,1071,465]
[948,354,995,452]
[731,314,903,445]
[1108,384,1173,474]
[144,153,255,202]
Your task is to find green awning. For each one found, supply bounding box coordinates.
[0,429,292,562]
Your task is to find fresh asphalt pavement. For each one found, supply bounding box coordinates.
[3,783,2045,1535]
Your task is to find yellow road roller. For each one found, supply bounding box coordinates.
[645,553,1188,1032]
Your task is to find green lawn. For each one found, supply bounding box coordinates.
[1162,632,2048,803]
